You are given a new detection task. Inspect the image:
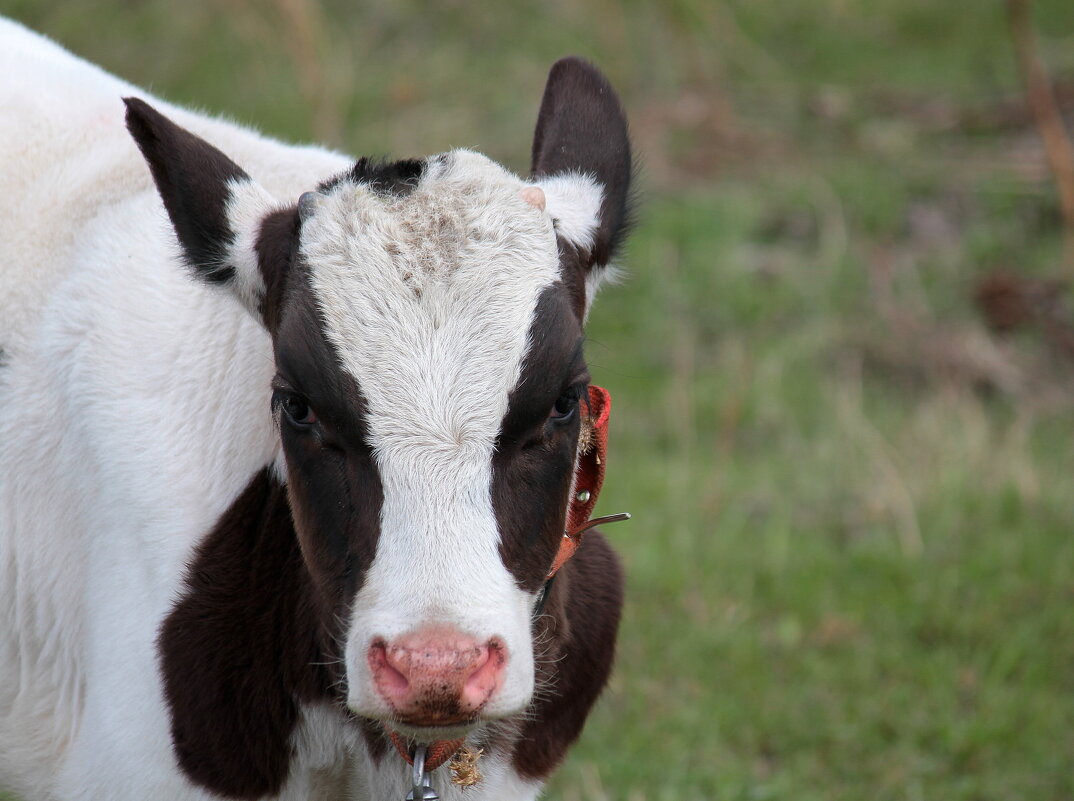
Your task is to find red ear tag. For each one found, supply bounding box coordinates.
[547,386,617,579]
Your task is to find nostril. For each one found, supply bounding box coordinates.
[460,638,506,712]
[368,640,410,697]
[381,660,410,696]
[469,645,491,674]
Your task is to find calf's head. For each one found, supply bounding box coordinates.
[128,56,630,766]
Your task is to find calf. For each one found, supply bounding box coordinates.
[0,16,631,801]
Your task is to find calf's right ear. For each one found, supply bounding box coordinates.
[124,97,294,330]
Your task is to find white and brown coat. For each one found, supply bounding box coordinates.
[0,17,631,801]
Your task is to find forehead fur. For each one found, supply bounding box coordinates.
[301,149,562,472]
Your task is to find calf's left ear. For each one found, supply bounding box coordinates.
[531,57,633,282]
[124,97,290,327]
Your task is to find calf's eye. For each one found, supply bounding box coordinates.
[550,388,580,422]
[277,392,318,427]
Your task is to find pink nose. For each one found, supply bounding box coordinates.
[368,628,507,726]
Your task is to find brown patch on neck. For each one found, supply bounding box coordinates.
[158,466,339,798]
[512,530,624,778]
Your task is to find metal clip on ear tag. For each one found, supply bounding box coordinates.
[405,745,439,801]
[570,512,631,537]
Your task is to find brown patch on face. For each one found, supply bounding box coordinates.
[255,206,300,333]
[273,269,385,609]
[493,283,586,592]
[556,237,590,322]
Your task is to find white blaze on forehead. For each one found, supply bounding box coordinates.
[302,149,563,717]
[303,150,560,465]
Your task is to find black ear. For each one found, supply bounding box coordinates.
[125,98,293,325]
[125,97,251,285]
[530,57,632,267]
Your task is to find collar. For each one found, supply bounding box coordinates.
[387,732,463,773]
[546,384,629,579]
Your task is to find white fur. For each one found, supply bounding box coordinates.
[0,18,567,800]
[303,151,560,725]
[224,177,287,316]
[534,171,602,250]
[533,171,612,313]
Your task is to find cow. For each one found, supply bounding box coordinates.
[0,16,631,801]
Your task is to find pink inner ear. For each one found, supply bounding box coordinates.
[520,186,546,211]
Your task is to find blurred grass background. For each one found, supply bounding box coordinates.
[3,0,1074,799]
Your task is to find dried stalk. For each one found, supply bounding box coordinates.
[275,0,341,144]
[1007,0,1074,273]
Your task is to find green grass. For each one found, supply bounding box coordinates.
[4,1,1074,799]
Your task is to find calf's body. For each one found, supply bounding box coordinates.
[0,18,629,801]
